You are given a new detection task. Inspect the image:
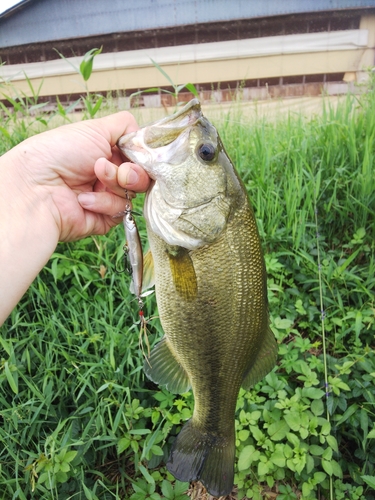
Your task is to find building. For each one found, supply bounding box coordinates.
[1,0,375,107]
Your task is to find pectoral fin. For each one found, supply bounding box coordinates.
[167,246,198,300]
[241,326,278,390]
[142,249,155,290]
[130,249,155,294]
[144,336,191,394]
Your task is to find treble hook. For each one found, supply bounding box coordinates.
[115,243,131,274]
[113,190,135,274]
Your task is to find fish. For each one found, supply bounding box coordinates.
[117,99,277,497]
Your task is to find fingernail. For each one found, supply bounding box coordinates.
[105,162,116,178]
[127,168,139,185]
[78,193,95,206]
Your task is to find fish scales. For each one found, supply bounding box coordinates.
[117,99,277,497]
[150,201,267,425]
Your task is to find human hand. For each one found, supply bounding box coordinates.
[7,111,150,242]
[0,111,151,324]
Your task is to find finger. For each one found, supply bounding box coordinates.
[93,179,106,193]
[95,157,151,194]
[77,191,129,217]
[94,157,129,197]
[92,111,140,147]
[110,148,126,166]
[118,162,151,192]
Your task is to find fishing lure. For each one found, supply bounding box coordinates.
[114,191,147,332]
[122,191,143,306]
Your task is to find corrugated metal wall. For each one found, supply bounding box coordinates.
[1,0,375,48]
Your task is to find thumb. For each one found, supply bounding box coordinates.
[88,111,140,148]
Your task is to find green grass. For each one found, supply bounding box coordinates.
[0,78,374,499]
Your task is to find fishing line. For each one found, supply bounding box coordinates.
[314,200,334,500]
[314,205,330,415]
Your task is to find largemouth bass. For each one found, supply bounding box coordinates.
[117,99,277,497]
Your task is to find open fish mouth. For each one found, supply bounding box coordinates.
[142,98,202,148]
[117,99,202,154]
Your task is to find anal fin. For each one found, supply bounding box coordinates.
[144,337,191,394]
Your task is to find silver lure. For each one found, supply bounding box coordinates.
[123,208,143,304]
[113,191,144,307]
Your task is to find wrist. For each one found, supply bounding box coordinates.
[1,145,60,238]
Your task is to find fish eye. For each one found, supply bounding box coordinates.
[198,143,216,162]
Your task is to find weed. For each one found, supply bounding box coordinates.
[127,59,198,110]
[54,47,104,119]
[0,71,374,499]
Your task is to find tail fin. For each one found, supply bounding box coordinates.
[167,420,234,497]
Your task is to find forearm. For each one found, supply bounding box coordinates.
[0,148,59,325]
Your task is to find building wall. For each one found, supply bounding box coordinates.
[1,1,375,103]
[1,0,375,48]
[1,15,374,102]
[0,9,364,65]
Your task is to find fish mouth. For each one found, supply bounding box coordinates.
[143,98,202,148]
[117,99,202,157]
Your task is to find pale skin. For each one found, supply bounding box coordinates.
[0,111,151,326]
